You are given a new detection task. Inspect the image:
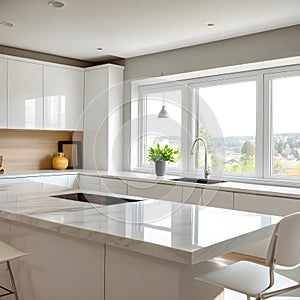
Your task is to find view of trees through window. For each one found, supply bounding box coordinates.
[138,68,300,179]
[271,75,300,176]
[195,80,256,174]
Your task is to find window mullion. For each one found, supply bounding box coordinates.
[138,91,146,167]
[263,74,273,179]
[255,74,264,178]
[181,85,190,174]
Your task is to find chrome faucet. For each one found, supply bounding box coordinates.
[190,137,209,179]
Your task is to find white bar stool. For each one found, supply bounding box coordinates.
[0,241,27,300]
[195,212,300,300]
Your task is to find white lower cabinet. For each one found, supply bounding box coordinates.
[0,219,11,290]
[100,178,127,195]
[105,245,224,300]
[233,192,300,258]
[78,175,100,191]
[182,187,202,205]
[234,192,300,216]
[0,219,10,243]
[0,178,31,185]
[181,187,234,208]
[0,58,7,128]
[202,189,234,209]
[43,175,68,187]
[127,181,182,202]
[66,174,78,188]
[30,175,68,187]
[10,222,105,300]
[0,175,78,188]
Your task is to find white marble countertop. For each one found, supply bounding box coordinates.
[0,181,280,265]
[1,169,300,199]
[0,169,78,178]
[80,170,300,199]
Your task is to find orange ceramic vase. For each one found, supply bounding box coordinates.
[52,152,68,170]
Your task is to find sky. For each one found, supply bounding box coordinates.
[144,75,300,139]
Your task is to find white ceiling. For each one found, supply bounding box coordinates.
[1,0,300,62]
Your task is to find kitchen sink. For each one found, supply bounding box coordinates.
[170,178,226,184]
[52,193,143,206]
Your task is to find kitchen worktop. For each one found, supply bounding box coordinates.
[1,169,300,199]
[94,170,300,199]
[0,181,279,265]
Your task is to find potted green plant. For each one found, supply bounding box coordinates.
[148,143,179,176]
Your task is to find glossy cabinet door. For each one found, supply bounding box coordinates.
[78,175,100,191]
[30,175,68,187]
[44,66,84,130]
[234,192,300,216]
[182,186,202,205]
[10,222,105,300]
[84,65,124,170]
[0,58,7,128]
[106,245,222,300]
[84,67,109,169]
[181,187,234,208]
[100,178,127,195]
[202,189,234,209]
[8,60,43,129]
[127,181,182,202]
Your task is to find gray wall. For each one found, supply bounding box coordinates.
[0,45,93,67]
[0,45,125,67]
[122,25,300,170]
[123,25,300,81]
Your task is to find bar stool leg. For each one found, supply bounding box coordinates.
[7,261,19,300]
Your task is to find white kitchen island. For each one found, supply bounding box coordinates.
[0,182,279,300]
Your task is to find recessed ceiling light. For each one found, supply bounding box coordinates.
[48,1,65,8]
[0,21,15,28]
[97,48,103,51]
[206,22,215,27]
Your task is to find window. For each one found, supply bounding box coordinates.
[139,87,182,169]
[132,65,300,183]
[267,71,300,178]
[192,78,257,175]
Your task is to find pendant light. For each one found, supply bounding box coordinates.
[158,73,169,118]
[158,102,169,118]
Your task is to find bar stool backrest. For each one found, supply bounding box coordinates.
[266,212,300,268]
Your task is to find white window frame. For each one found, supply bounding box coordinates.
[188,72,263,179]
[131,63,300,185]
[135,82,186,173]
[263,66,300,183]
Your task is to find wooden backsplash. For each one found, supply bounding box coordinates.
[0,129,83,171]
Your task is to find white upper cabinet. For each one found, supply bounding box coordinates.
[0,58,7,128]
[8,60,43,129]
[44,66,84,130]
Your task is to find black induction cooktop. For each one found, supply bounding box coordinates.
[52,193,143,206]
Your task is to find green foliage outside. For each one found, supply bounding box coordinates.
[273,157,283,174]
[148,143,180,163]
[198,126,223,170]
[197,125,300,175]
[225,140,255,173]
[197,122,256,173]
